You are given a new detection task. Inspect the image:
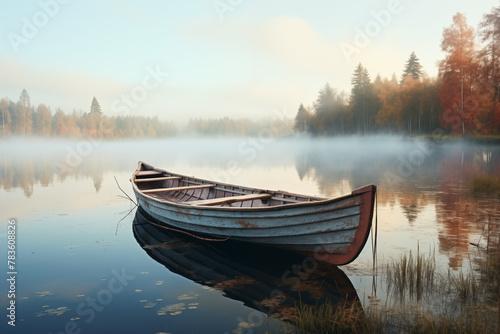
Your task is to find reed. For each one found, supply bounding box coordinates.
[288,243,498,334]
[385,304,498,334]
[291,300,497,334]
[292,298,366,334]
[385,246,436,301]
[469,175,500,194]
[475,232,500,302]
[448,269,479,302]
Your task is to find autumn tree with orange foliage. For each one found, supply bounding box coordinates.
[401,77,425,134]
[439,13,479,135]
[374,74,403,132]
[374,72,441,134]
[294,8,499,137]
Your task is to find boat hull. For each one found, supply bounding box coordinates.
[131,162,376,265]
[132,206,362,321]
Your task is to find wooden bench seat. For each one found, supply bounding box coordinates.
[135,176,181,183]
[188,193,272,206]
[142,184,215,194]
[136,170,164,176]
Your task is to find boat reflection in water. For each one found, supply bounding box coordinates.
[133,206,363,323]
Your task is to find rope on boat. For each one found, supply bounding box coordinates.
[147,219,231,242]
[114,176,138,206]
[372,188,378,265]
[114,175,228,242]
[115,206,137,235]
[371,188,378,296]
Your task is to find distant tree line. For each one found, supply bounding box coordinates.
[0,90,177,138]
[295,7,500,136]
[186,117,293,137]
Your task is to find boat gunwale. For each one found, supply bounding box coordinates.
[132,161,376,213]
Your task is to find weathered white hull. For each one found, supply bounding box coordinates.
[132,162,376,265]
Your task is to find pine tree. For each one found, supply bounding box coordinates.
[88,96,103,137]
[350,63,375,133]
[90,96,102,115]
[313,83,345,135]
[293,103,310,134]
[401,52,423,84]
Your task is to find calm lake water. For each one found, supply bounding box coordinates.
[1,136,499,334]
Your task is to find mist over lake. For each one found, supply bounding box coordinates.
[0,136,498,333]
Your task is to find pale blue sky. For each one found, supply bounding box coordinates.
[0,0,498,123]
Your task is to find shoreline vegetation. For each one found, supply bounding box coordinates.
[290,243,499,334]
[420,134,500,146]
[469,175,500,194]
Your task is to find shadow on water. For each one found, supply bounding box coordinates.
[132,206,363,324]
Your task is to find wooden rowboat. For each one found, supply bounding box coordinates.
[131,161,377,265]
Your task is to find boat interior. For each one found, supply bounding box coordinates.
[133,166,321,208]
